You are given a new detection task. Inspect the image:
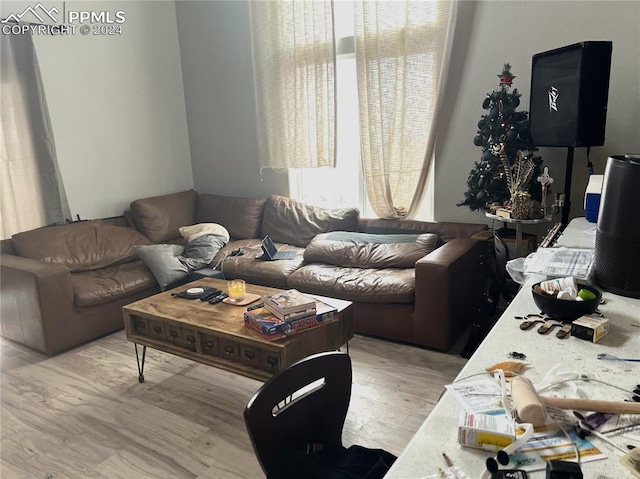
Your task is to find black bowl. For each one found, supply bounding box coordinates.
[531,282,602,322]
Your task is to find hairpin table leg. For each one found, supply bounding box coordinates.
[134,343,146,383]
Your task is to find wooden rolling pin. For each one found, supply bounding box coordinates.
[511,376,640,427]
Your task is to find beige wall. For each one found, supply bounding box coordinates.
[30,0,193,219]
[9,0,638,223]
[175,0,639,225]
[175,0,288,199]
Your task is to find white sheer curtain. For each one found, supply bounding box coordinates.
[354,0,458,219]
[249,0,337,169]
[1,29,70,239]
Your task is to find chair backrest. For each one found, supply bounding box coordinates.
[244,351,352,476]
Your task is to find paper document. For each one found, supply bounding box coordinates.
[509,425,606,472]
[524,247,594,280]
[445,379,505,415]
[610,414,640,441]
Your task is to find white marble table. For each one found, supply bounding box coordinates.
[385,218,640,478]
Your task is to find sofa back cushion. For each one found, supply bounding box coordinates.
[303,232,440,268]
[12,221,152,272]
[196,194,266,240]
[261,195,359,247]
[358,217,487,243]
[130,190,198,243]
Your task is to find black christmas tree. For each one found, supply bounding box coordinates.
[458,64,544,213]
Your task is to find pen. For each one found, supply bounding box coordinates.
[442,453,462,479]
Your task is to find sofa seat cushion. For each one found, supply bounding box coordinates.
[261,195,359,247]
[304,232,439,269]
[287,264,414,303]
[71,260,157,308]
[12,221,152,272]
[196,194,266,240]
[130,190,198,243]
[214,240,305,289]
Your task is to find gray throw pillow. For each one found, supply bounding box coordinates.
[135,244,188,290]
[181,234,227,270]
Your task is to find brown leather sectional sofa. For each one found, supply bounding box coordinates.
[0,218,159,355]
[1,190,487,355]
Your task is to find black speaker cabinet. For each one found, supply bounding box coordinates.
[594,156,640,298]
[529,41,612,147]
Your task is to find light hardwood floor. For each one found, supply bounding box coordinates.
[1,331,467,478]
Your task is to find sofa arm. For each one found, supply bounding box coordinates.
[1,253,75,354]
[414,238,486,350]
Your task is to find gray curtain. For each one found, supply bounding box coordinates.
[1,28,71,239]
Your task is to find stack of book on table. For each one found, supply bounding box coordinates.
[243,289,338,341]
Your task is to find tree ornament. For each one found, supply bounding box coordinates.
[473,134,483,146]
[482,97,491,109]
[489,106,500,119]
[478,118,487,129]
[498,63,516,87]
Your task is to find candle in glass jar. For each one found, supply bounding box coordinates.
[227,279,246,301]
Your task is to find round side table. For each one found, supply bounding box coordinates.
[485,212,552,257]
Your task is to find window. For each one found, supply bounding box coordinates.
[250,0,454,220]
[289,1,439,220]
[288,2,374,215]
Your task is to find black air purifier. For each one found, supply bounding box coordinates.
[529,41,612,147]
[594,155,640,298]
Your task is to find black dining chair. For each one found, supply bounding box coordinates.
[244,351,395,479]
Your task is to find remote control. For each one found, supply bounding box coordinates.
[199,289,222,301]
[208,293,229,304]
[247,302,264,311]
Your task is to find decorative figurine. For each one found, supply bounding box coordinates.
[536,166,554,217]
[496,144,536,219]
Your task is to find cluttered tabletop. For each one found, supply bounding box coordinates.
[384,218,640,479]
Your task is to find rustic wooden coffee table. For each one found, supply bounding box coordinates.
[123,278,354,382]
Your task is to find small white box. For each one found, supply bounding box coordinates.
[571,315,609,343]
